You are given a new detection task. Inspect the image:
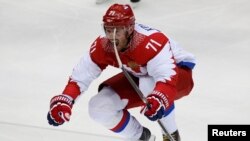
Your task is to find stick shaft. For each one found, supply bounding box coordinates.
[121,67,175,141]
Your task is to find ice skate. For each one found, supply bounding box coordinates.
[162,130,180,141]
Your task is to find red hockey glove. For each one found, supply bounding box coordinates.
[141,91,169,121]
[47,95,74,126]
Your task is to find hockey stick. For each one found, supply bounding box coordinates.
[112,29,175,141]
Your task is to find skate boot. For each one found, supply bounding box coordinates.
[130,0,140,8]
[162,130,180,141]
[139,127,156,141]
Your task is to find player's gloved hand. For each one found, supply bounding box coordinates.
[47,94,74,126]
[141,91,169,121]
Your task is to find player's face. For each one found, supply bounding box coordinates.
[104,26,129,52]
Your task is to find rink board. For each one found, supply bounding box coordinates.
[0,122,124,141]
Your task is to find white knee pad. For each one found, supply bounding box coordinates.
[88,87,128,128]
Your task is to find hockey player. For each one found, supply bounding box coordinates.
[47,3,195,141]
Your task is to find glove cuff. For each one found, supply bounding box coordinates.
[149,90,169,108]
[50,95,74,108]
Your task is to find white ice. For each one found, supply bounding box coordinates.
[0,0,249,141]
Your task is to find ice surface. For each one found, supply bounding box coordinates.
[0,0,250,141]
[0,121,125,141]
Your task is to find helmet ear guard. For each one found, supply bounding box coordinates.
[103,4,135,27]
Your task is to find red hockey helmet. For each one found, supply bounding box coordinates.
[103,4,135,27]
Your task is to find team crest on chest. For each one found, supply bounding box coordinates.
[127,61,141,72]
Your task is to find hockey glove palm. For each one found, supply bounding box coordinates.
[47,95,74,126]
[141,91,169,121]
